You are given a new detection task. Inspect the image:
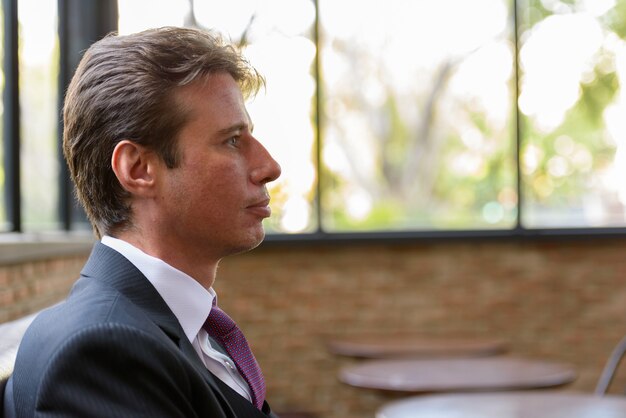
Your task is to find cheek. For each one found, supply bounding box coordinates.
[182,155,249,204]
[207,162,247,190]
[195,167,244,208]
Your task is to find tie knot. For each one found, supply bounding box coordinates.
[204,306,237,338]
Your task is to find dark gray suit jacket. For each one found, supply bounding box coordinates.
[5,242,276,418]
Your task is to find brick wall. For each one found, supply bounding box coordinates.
[2,237,626,417]
[0,254,87,323]
[216,238,626,417]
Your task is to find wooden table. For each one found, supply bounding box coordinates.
[376,392,626,418]
[327,335,508,358]
[339,357,576,393]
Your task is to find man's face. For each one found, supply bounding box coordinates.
[155,72,281,260]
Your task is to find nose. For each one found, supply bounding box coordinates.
[250,140,281,185]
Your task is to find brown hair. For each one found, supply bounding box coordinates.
[63,26,264,238]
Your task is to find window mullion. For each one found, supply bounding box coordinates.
[2,0,21,232]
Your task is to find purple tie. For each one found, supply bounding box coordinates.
[203,303,266,409]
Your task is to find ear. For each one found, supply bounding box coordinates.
[111,140,158,196]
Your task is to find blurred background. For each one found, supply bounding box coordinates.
[2,1,626,417]
[4,0,626,234]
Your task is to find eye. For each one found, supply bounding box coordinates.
[226,136,240,147]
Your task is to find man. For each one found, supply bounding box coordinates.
[5,26,281,417]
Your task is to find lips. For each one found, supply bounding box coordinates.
[246,197,272,218]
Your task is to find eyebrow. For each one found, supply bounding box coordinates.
[216,122,254,136]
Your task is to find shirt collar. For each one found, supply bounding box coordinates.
[101,235,214,344]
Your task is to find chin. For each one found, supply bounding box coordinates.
[249,229,266,249]
[227,229,266,256]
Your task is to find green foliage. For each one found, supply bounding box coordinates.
[380,94,410,187]
[523,65,619,205]
[603,0,626,39]
[518,0,552,33]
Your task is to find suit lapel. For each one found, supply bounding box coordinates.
[80,242,234,410]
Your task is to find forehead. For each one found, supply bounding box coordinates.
[174,72,245,113]
[175,72,248,126]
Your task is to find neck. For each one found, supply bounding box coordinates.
[111,230,219,289]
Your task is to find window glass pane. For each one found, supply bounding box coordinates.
[117,0,318,234]
[0,5,6,230]
[118,0,188,34]
[19,0,60,230]
[519,0,626,228]
[320,0,517,232]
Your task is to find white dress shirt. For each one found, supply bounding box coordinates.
[101,236,252,402]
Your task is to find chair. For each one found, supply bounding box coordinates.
[0,346,16,418]
[0,312,40,417]
[595,335,626,394]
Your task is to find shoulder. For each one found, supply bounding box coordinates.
[21,279,138,354]
[14,277,170,385]
[16,276,173,377]
[42,322,188,385]
[13,322,204,418]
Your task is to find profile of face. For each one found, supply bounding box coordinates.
[154,72,281,260]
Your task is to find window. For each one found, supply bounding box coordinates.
[1,0,59,233]
[19,0,60,230]
[0,3,6,230]
[3,0,626,238]
[519,0,626,228]
[320,0,516,232]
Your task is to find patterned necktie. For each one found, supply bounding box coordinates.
[203,303,266,410]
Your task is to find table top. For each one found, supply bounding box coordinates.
[376,392,626,418]
[339,357,576,393]
[327,335,508,358]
